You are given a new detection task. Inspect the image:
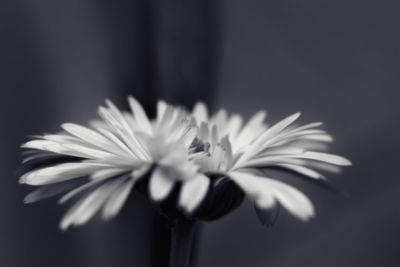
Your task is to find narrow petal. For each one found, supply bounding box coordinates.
[229,171,314,221]
[301,134,333,142]
[237,151,351,169]
[59,172,131,204]
[198,122,210,142]
[20,163,108,185]
[91,168,127,180]
[42,134,83,144]
[288,122,323,132]
[234,110,267,151]
[211,109,228,130]
[21,140,57,150]
[128,96,152,134]
[179,174,210,213]
[157,100,168,123]
[24,179,84,203]
[157,105,174,133]
[193,102,208,124]
[61,123,115,151]
[22,140,105,159]
[181,127,198,148]
[305,161,342,173]
[60,178,125,230]
[226,114,243,141]
[228,171,275,209]
[102,178,135,219]
[149,167,175,201]
[61,143,116,159]
[220,136,233,170]
[276,164,325,179]
[96,127,138,159]
[210,125,218,150]
[98,105,150,160]
[300,151,352,166]
[253,112,300,146]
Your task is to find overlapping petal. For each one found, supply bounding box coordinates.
[191,103,350,222]
[20,97,207,230]
[19,98,350,230]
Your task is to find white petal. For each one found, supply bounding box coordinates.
[20,163,108,185]
[128,96,152,134]
[61,123,115,151]
[258,146,305,157]
[89,119,110,130]
[210,125,218,150]
[91,168,127,180]
[276,164,324,179]
[301,134,333,142]
[182,127,198,148]
[61,143,116,159]
[198,122,210,141]
[22,151,57,164]
[157,100,168,123]
[102,178,135,219]
[301,151,352,166]
[149,167,175,201]
[229,171,314,221]
[157,105,174,133]
[228,171,275,209]
[305,161,342,173]
[192,102,208,124]
[211,109,228,130]
[22,140,102,159]
[60,178,125,230]
[98,105,150,160]
[96,127,138,159]
[59,180,102,204]
[226,114,243,141]
[59,171,131,204]
[179,174,210,213]
[24,181,81,203]
[234,110,267,151]
[237,150,351,169]
[289,122,323,132]
[42,134,83,144]
[254,112,300,146]
[220,136,233,170]
[21,140,57,150]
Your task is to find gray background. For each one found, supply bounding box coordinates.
[1,0,399,266]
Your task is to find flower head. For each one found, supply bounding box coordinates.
[20,97,209,230]
[191,103,351,223]
[19,98,351,230]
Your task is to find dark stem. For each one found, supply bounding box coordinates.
[169,219,198,267]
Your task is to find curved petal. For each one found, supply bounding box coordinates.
[60,177,125,230]
[19,163,108,185]
[192,102,208,124]
[229,171,314,221]
[128,96,152,134]
[179,174,210,214]
[149,167,175,201]
[102,178,135,219]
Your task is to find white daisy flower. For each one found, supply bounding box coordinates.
[191,103,351,224]
[20,97,209,230]
[19,98,351,230]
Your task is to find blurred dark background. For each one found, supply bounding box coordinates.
[1,0,400,266]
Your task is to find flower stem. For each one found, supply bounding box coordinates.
[169,219,198,267]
